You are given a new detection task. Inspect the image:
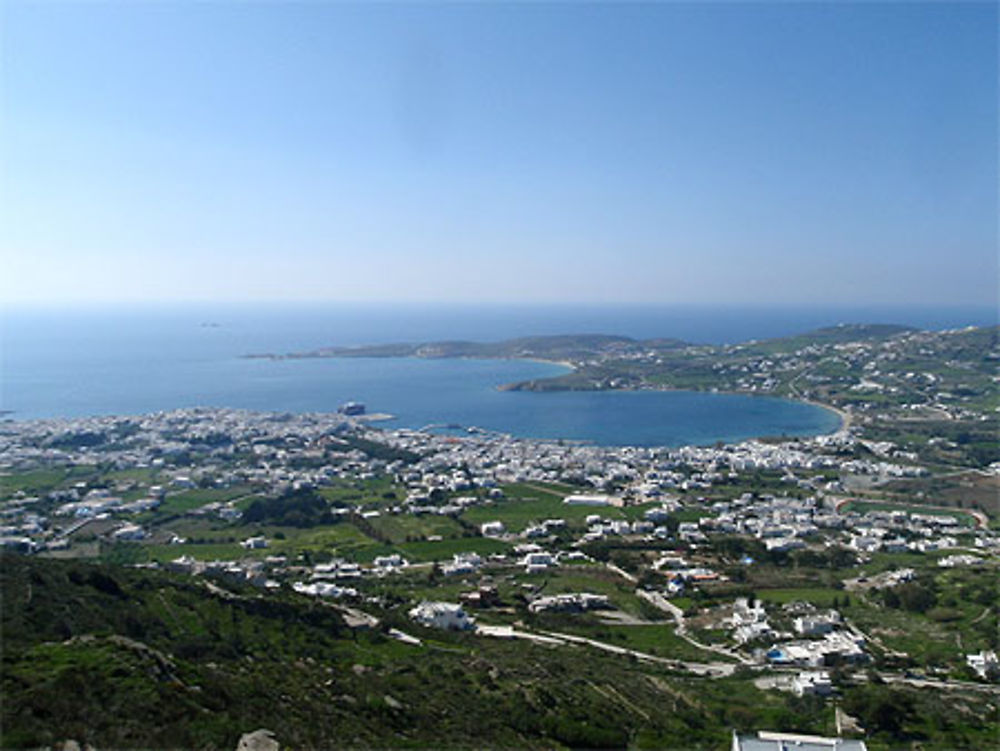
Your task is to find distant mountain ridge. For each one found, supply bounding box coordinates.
[251,333,687,361]
[757,323,917,344]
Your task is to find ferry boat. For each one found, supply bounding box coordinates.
[337,401,366,416]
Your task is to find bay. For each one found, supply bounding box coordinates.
[2,302,989,445]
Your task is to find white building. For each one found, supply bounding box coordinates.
[218,506,242,521]
[732,730,866,751]
[731,598,771,644]
[441,552,481,576]
[644,507,672,522]
[849,535,881,553]
[564,494,620,507]
[522,551,555,572]
[408,601,475,630]
[794,612,841,637]
[767,632,867,667]
[765,537,805,552]
[112,523,147,541]
[293,581,356,598]
[373,554,408,570]
[528,592,610,613]
[481,521,505,537]
[939,554,984,568]
[791,671,833,697]
[966,650,999,680]
[677,521,707,542]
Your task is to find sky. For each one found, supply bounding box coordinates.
[1,2,997,307]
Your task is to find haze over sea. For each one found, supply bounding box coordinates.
[2,303,994,447]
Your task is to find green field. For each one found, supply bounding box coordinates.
[365,512,466,543]
[139,520,390,563]
[0,466,99,499]
[462,488,628,532]
[397,536,511,562]
[142,541,247,562]
[103,468,161,484]
[843,567,998,668]
[513,566,644,613]
[528,619,727,664]
[318,476,401,506]
[267,523,393,561]
[157,485,258,515]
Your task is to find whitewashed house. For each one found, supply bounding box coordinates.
[791,671,833,697]
[481,521,505,537]
[112,523,147,541]
[794,612,841,637]
[408,601,475,630]
[966,650,999,680]
[522,551,555,573]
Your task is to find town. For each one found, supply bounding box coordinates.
[5,0,995,745]
[2,378,998,749]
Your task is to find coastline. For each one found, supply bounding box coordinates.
[498,356,577,382]
[11,335,856,445]
[493,366,848,442]
[524,357,577,372]
[802,398,851,435]
[257,347,847,446]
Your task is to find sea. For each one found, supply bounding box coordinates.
[1,303,994,447]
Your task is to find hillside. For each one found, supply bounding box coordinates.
[739,324,918,354]
[5,552,996,751]
[0,555,835,751]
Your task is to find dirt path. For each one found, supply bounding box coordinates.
[605,562,637,583]
[636,589,751,664]
[476,622,737,677]
[520,482,569,498]
[970,606,991,625]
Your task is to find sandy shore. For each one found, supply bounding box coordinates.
[803,399,852,434]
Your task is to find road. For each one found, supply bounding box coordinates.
[475,622,737,677]
[829,494,988,529]
[637,589,752,664]
[879,672,1000,695]
[475,624,566,645]
[605,562,637,583]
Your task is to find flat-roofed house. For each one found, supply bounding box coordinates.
[732,730,867,751]
[563,494,623,507]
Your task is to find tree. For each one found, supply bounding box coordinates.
[897,582,936,613]
[882,588,901,609]
[842,686,914,738]
[427,561,442,585]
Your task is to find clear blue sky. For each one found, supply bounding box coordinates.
[2,2,996,306]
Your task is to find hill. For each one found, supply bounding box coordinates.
[2,554,839,751]
[250,333,688,362]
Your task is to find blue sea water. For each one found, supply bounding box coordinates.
[1,303,993,446]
